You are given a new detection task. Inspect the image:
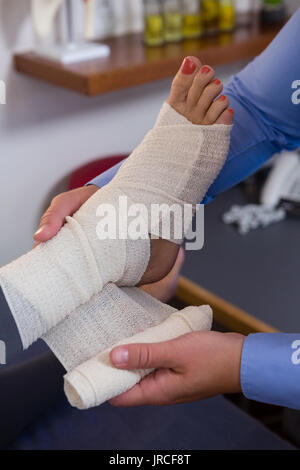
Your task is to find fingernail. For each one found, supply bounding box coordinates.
[213,78,221,85]
[228,107,234,114]
[219,95,226,101]
[34,225,48,237]
[201,65,211,74]
[111,347,129,366]
[181,58,196,75]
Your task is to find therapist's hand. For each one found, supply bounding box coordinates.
[33,185,98,247]
[109,331,245,406]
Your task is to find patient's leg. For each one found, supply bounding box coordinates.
[0,58,233,353]
[0,270,181,450]
[0,287,210,447]
[0,283,171,448]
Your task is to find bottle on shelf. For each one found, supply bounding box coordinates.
[182,0,203,39]
[219,0,235,32]
[84,0,114,40]
[143,0,164,46]
[201,0,220,35]
[261,0,285,24]
[235,0,255,27]
[163,0,183,43]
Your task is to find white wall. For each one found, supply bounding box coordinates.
[3,0,292,266]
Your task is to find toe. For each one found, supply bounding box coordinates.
[168,56,201,106]
[203,94,229,124]
[187,65,215,107]
[215,107,234,125]
[196,78,223,116]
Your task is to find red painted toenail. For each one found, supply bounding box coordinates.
[201,66,210,74]
[219,95,226,101]
[228,108,234,114]
[181,58,196,75]
[213,79,221,85]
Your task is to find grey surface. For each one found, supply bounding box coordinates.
[182,187,300,332]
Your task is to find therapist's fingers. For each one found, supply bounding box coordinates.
[33,185,98,246]
[110,331,245,407]
[110,338,183,371]
[110,338,185,406]
[109,367,182,406]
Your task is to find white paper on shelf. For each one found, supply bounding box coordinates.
[31,0,64,39]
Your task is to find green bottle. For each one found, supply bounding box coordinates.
[261,0,285,24]
[202,0,219,35]
[219,0,235,32]
[182,0,203,39]
[144,0,164,47]
[163,0,183,43]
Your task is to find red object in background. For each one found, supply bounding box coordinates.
[68,155,128,190]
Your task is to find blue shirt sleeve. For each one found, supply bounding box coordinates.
[88,10,300,199]
[241,333,300,410]
[205,7,300,202]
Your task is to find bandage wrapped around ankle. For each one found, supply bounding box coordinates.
[0,101,229,349]
[114,102,232,240]
[63,304,212,409]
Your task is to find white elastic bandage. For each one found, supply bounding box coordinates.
[113,102,232,241]
[0,101,230,348]
[43,284,175,371]
[0,217,149,349]
[64,304,212,409]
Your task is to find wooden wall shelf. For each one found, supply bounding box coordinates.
[14,23,282,96]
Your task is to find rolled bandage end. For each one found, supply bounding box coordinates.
[64,370,95,410]
[64,304,213,410]
[177,305,213,332]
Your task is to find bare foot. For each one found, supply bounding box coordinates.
[140,56,233,285]
[167,56,234,125]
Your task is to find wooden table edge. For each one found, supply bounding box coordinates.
[176,276,279,335]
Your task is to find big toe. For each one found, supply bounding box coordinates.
[168,56,201,106]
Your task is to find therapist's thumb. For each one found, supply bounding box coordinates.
[33,185,98,246]
[110,340,178,370]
